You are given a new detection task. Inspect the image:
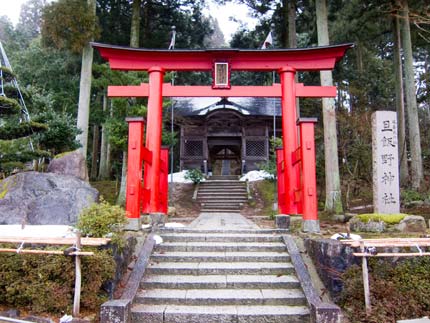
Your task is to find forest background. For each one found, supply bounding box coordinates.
[0,0,429,215]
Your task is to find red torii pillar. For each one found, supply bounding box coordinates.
[279,66,300,215]
[144,67,165,214]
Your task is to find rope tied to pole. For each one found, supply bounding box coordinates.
[16,241,25,254]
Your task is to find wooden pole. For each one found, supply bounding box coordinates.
[360,240,371,314]
[0,236,110,246]
[0,249,93,256]
[73,232,82,317]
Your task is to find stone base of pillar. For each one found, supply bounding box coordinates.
[275,214,290,229]
[124,217,142,231]
[150,212,166,230]
[302,220,320,233]
[100,299,131,323]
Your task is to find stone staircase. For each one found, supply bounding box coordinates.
[131,228,310,322]
[198,176,248,213]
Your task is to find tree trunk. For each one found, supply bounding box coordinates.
[316,0,343,214]
[287,0,297,48]
[393,10,409,186]
[116,151,127,206]
[99,94,110,179]
[90,124,99,180]
[130,0,141,48]
[117,0,142,205]
[76,0,96,158]
[400,0,423,190]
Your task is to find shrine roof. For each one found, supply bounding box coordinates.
[172,97,281,117]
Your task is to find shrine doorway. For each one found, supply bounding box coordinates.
[208,137,242,176]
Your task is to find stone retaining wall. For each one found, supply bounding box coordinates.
[304,238,359,301]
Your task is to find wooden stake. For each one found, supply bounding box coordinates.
[73,232,82,317]
[360,240,371,314]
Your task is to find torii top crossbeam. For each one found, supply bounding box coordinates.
[92,42,353,72]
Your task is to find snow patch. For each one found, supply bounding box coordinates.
[0,225,75,238]
[330,233,362,241]
[165,222,185,228]
[153,235,163,244]
[240,170,274,182]
[167,171,194,183]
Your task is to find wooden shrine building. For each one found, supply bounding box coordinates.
[174,97,281,175]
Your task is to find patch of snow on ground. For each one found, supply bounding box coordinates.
[0,225,75,238]
[153,235,163,244]
[240,170,274,182]
[167,170,195,183]
[165,222,185,228]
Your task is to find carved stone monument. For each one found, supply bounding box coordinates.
[372,111,400,214]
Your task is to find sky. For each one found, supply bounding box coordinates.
[0,0,258,43]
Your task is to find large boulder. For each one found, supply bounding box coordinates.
[0,172,99,225]
[47,150,89,181]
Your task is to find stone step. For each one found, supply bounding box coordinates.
[155,242,287,252]
[200,209,242,213]
[151,251,290,262]
[200,205,242,210]
[141,274,300,289]
[201,182,245,184]
[199,202,244,206]
[159,228,288,234]
[209,175,239,180]
[197,192,247,196]
[146,261,295,275]
[135,288,306,306]
[160,233,282,243]
[199,185,246,189]
[198,196,248,200]
[131,304,310,323]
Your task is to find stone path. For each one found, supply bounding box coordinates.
[129,212,311,322]
[188,212,258,230]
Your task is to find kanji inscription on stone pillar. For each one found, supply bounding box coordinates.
[372,111,400,214]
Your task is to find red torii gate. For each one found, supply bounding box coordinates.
[93,42,352,232]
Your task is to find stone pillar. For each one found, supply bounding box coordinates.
[372,111,400,214]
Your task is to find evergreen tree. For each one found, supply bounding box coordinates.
[0,43,48,176]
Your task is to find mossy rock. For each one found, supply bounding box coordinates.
[357,213,407,224]
[349,213,410,233]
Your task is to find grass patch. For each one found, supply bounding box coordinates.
[90,180,117,205]
[357,213,407,224]
[254,179,276,217]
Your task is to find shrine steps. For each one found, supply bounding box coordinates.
[198,178,248,213]
[131,229,310,323]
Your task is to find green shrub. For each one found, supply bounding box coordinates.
[184,168,204,184]
[340,258,430,322]
[0,247,115,313]
[76,198,127,240]
[357,213,407,224]
[401,189,426,204]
